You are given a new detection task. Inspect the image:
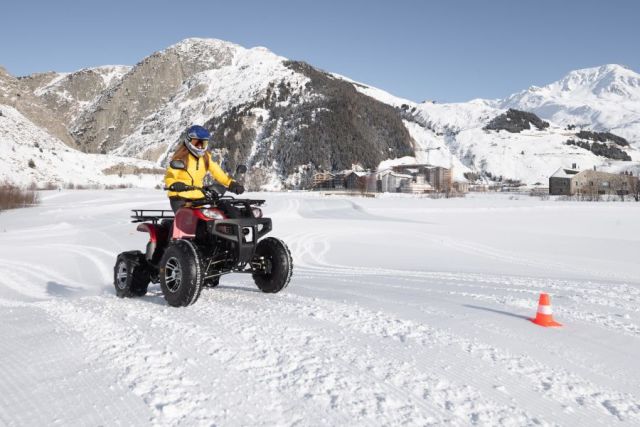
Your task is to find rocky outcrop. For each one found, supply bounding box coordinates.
[484,109,550,133]
[70,39,239,153]
[0,67,74,146]
[20,66,131,127]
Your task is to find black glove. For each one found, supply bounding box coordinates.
[229,181,245,195]
[169,182,190,192]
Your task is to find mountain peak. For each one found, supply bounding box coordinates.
[500,63,640,109]
[555,64,640,96]
[167,37,243,52]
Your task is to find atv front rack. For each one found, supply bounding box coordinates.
[131,209,175,224]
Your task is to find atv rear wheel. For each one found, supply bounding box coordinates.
[114,251,150,298]
[159,240,203,307]
[252,237,293,293]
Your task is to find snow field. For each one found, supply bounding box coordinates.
[0,190,639,426]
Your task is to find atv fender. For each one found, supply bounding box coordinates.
[137,222,169,263]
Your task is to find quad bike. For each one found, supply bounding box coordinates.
[113,162,293,307]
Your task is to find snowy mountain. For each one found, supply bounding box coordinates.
[93,39,417,188]
[3,38,640,187]
[497,64,640,146]
[349,71,640,184]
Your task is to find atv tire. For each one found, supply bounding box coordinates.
[159,240,203,307]
[252,237,293,293]
[114,251,150,298]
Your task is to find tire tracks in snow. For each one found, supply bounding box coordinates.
[275,230,640,423]
[0,303,152,426]
[215,287,640,425]
[212,288,556,426]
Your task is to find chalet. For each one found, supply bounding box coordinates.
[344,171,368,190]
[312,172,335,189]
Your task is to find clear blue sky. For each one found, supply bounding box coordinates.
[1,0,638,102]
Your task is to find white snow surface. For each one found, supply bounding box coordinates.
[1,189,640,426]
[0,105,163,187]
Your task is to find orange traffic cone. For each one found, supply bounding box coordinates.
[531,293,562,327]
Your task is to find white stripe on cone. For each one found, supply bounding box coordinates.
[538,305,552,315]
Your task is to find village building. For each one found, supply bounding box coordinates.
[549,167,580,195]
[312,171,335,189]
[400,174,434,194]
[314,164,468,194]
[424,166,452,192]
[376,169,413,192]
[452,180,470,193]
[549,167,638,196]
[344,171,368,190]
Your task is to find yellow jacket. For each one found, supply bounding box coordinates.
[164,152,234,199]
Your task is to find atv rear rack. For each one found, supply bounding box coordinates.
[131,209,175,224]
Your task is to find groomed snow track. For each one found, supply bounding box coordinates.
[1,190,639,426]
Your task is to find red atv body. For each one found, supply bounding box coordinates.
[114,187,292,307]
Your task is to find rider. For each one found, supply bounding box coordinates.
[165,125,245,213]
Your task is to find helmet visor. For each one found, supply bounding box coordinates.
[192,138,209,150]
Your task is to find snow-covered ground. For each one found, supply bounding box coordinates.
[1,190,639,426]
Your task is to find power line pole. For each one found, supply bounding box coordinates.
[415,146,441,165]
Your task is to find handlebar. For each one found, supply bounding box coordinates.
[164,184,265,207]
[164,184,214,192]
[164,183,228,201]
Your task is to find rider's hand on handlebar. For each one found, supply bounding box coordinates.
[169,182,191,192]
[229,181,245,195]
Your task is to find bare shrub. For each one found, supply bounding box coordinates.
[102,164,165,176]
[0,183,40,211]
[41,182,58,190]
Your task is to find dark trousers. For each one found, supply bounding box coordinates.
[170,198,187,213]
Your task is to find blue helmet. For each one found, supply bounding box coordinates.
[184,125,211,157]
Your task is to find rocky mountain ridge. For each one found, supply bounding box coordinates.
[0,66,74,146]
[2,38,640,188]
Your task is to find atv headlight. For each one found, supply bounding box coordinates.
[201,208,225,219]
[252,207,263,218]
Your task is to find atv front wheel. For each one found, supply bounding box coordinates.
[114,251,150,298]
[159,240,203,307]
[252,237,293,293]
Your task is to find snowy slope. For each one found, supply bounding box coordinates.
[1,190,639,425]
[0,105,163,187]
[452,126,620,184]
